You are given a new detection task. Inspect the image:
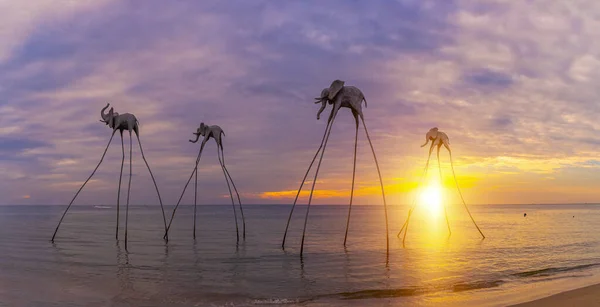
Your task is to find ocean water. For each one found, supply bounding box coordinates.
[2,204,600,307]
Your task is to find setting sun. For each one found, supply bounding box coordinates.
[419,183,443,216]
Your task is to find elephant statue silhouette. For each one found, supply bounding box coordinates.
[52,103,167,250]
[282,79,389,260]
[421,127,450,152]
[397,127,485,245]
[314,79,367,121]
[165,122,245,243]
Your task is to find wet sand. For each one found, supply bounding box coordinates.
[510,283,600,307]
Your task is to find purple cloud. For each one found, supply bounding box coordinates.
[1,0,600,206]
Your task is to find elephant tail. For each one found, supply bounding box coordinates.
[363,97,368,108]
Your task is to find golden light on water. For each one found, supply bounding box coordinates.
[419,182,443,218]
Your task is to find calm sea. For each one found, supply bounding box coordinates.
[1,204,600,307]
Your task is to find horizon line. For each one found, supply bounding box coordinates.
[2,203,600,206]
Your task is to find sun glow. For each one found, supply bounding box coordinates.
[419,183,443,217]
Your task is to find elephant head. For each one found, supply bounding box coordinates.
[100,103,117,128]
[315,79,345,120]
[190,122,207,143]
[421,127,439,147]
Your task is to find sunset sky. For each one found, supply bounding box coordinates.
[1,1,600,206]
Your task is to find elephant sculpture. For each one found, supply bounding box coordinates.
[189,123,224,146]
[165,122,245,242]
[283,79,389,260]
[397,127,485,244]
[51,103,167,250]
[100,103,139,135]
[315,79,367,121]
[421,127,450,152]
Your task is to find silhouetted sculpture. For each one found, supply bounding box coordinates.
[397,127,485,245]
[282,80,389,259]
[165,123,245,242]
[51,103,167,250]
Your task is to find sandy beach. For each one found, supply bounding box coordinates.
[510,283,600,307]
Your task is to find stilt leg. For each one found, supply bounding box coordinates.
[449,150,485,239]
[51,131,116,242]
[402,142,435,245]
[282,119,333,249]
[344,114,359,247]
[438,146,451,236]
[300,115,336,258]
[193,152,198,239]
[136,135,168,240]
[218,146,239,243]
[125,132,132,250]
[220,146,246,240]
[360,116,389,257]
[165,141,206,238]
[397,161,430,238]
[116,132,124,240]
[397,209,411,237]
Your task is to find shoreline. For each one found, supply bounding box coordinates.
[509,283,600,307]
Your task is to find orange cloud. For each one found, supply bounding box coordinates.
[260,189,348,199]
[259,180,421,200]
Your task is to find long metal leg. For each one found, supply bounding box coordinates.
[403,143,435,245]
[282,119,333,249]
[360,116,389,257]
[300,115,336,258]
[51,131,116,242]
[220,146,246,240]
[125,132,132,251]
[136,135,168,240]
[344,115,359,247]
[218,146,240,243]
[397,210,411,237]
[116,132,124,240]
[193,153,198,239]
[397,142,435,237]
[165,141,205,238]
[449,150,485,239]
[438,146,451,236]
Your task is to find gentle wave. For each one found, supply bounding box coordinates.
[512,263,600,278]
[252,298,305,305]
[255,264,600,303]
[318,264,600,302]
[336,279,505,300]
[339,288,424,299]
[452,279,505,292]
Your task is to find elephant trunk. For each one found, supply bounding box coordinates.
[189,133,201,143]
[100,103,110,123]
[316,99,327,120]
[420,137,430,148]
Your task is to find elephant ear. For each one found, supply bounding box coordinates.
[328,79,345,100]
